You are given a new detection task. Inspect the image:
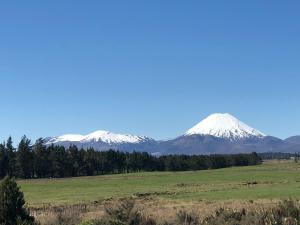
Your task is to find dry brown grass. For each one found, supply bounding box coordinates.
[132,198,280,224]
[31,197,286,225]
[32,204,104,225]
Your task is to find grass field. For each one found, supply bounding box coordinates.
[19,160,300,207]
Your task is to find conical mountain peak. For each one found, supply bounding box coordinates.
[185,113,265,139]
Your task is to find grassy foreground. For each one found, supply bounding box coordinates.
[19,160,300,207]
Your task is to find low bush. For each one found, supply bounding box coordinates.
[80,198,157,225]
[78,220,102,225]
[39,211,81,225]
[176,210,200,225]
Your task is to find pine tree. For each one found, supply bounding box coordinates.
[16,136,33,179]
[49,145,68,177]
[0,176,35,225]
[6,137,16,177]
[0,143,8,178]
[68,145,80,177]
[33,138,49,178]
[84,148,97,176]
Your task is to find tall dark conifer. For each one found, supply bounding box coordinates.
[33,138,48,178]
[16,136,33,179]
[6,137,16,177]
[0,176,35,225]
[0,143,8,178]
[68,145,80,176]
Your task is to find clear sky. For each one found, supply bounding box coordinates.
[0,1,300,142]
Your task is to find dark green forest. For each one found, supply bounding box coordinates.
[0,136,261,179]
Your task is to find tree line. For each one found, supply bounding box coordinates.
[258,152,294,160]
[0,136,261,179]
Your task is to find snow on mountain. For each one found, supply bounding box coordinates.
[81,130,150,144]
[44,113,300,154]
[52,134,85,142]
[47,130,151,145]
[185,113,265,140]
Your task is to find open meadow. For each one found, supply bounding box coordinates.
[19,160,300,208]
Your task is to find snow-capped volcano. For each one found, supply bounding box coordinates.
[185,113,265,140]
[47,130,152,145]
[44,114,300,154]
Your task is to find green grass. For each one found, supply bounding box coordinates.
[19,161,300,207]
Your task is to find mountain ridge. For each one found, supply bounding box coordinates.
[45,113,300,154]
[47,130,153,144]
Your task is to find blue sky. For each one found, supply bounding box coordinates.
[0,1,300,142]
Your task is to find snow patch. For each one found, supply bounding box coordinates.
[185,113,265,140]
[47,130,150,145]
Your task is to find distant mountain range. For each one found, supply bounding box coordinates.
[46,113,300,155]
[45,130,157,153]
